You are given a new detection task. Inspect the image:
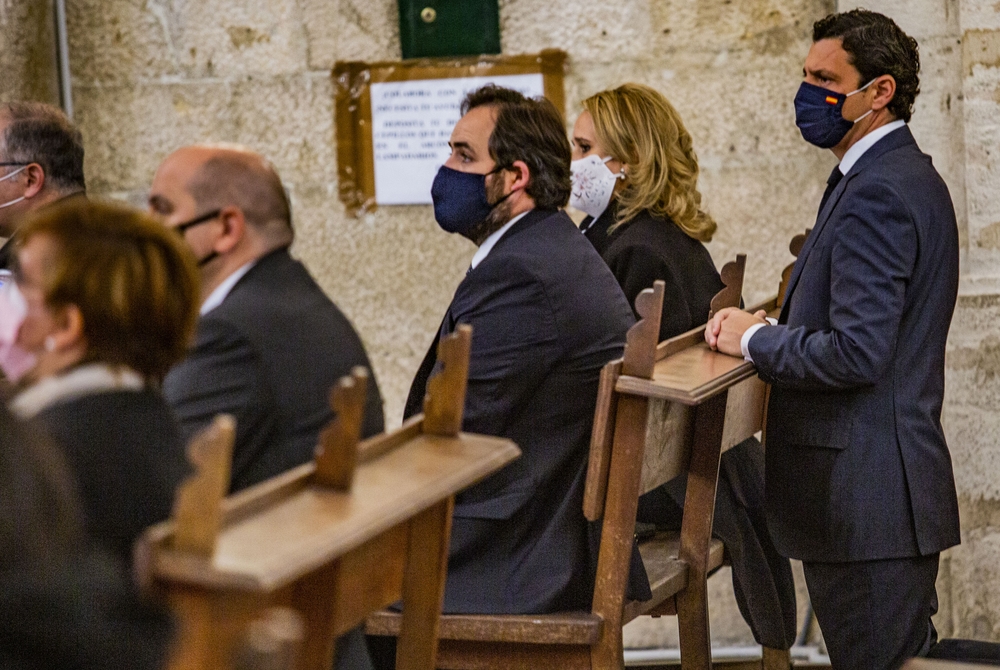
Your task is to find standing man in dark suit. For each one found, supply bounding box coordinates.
[707,10,960,668]
[0,102,86,271]
[407,86,636,615]
[149,145,384,493]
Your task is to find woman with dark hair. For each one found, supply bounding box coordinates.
[0,197,199,567]
[0,404,173,669]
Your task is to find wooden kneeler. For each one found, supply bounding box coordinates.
[137,326,520,670]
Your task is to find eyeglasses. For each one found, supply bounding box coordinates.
[174,209,222,235]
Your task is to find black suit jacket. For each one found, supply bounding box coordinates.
[583,204,724,342]
[164,247,384,493]
[34,389,189,567]
[406,209,636,614]
[749,126,961,562]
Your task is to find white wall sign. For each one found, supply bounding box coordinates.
[370,73,545,205]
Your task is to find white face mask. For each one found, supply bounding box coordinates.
[570,155,625,220]
[0,165,27,209]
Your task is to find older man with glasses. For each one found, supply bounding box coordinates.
[0,102,86,272]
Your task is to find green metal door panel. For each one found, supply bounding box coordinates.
[398,0,501,59]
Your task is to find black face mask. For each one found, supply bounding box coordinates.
[173,209,221,266]
[430,166,512,239]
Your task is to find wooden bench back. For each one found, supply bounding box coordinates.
[584,254,747,521]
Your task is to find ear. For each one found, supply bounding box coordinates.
[507,160,531,192]
[870,74,897,113]
[213,205,246,254]
[49,303,86,352]
[23,164,46,199]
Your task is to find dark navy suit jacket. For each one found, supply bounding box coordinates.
[405,208,636,614]
[164,247,385,493]
[748,126,961,562]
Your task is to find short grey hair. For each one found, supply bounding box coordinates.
[0,102,85,193]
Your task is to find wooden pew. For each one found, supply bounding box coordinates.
[137,326,521,670]
[368,252,797,669]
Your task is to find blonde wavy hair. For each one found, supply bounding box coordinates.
[582,83,716,242]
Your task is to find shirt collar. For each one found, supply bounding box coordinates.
[839,119,906,176]
[200,260,256,315]
[470,211,530,270]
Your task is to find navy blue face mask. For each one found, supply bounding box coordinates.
[794,80,874,149]
[431,165,512,237]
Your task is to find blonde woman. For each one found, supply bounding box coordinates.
[572,84,798,650]
[571,83,722,341]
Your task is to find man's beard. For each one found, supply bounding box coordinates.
[466,173,514,246]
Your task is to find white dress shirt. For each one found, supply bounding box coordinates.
[741,121,908,361]
[200,260,256,315]
[470,211,529,270]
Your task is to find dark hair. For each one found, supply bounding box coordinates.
[462,85,571,210]
[0,102,86,193]
[813,9,920,123]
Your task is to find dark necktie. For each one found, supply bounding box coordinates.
[818,165,844,214]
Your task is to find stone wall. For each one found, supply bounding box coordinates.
[948,0,1000,642]
[3,0,999,649]
[0,0,58,104]
[58,0,836,427]
[834,0,1000,644]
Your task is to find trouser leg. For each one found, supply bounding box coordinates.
[802,553,939,670]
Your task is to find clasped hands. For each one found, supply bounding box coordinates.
[704,307,769,357]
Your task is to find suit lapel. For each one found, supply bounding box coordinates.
[780,126,918,321]
[779,172,851,321]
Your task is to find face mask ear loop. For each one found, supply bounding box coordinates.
[846,78,878,98]
[0,165,26,183]
[846,78,878,125]
[599,156,627,181]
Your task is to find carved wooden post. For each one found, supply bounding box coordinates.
[314,367,369,489]
[777,229,809,308]
[171,414,236,556]
[591,280,665,669]
[708,253,747,320]
[423,324,472,437]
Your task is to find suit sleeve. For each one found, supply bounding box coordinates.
[455,265,561,437]
[163,316,274,472]
[748,179,917,390]
[607,243,694,341]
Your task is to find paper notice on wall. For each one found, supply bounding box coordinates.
[370,73,545,205]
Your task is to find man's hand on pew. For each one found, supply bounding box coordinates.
[705,307,768,358]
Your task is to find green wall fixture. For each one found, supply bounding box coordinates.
[398,0,501,59]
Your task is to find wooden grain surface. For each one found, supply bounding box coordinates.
[623,533,725,622]
[617,342,756,405]
[145,432,518,592]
